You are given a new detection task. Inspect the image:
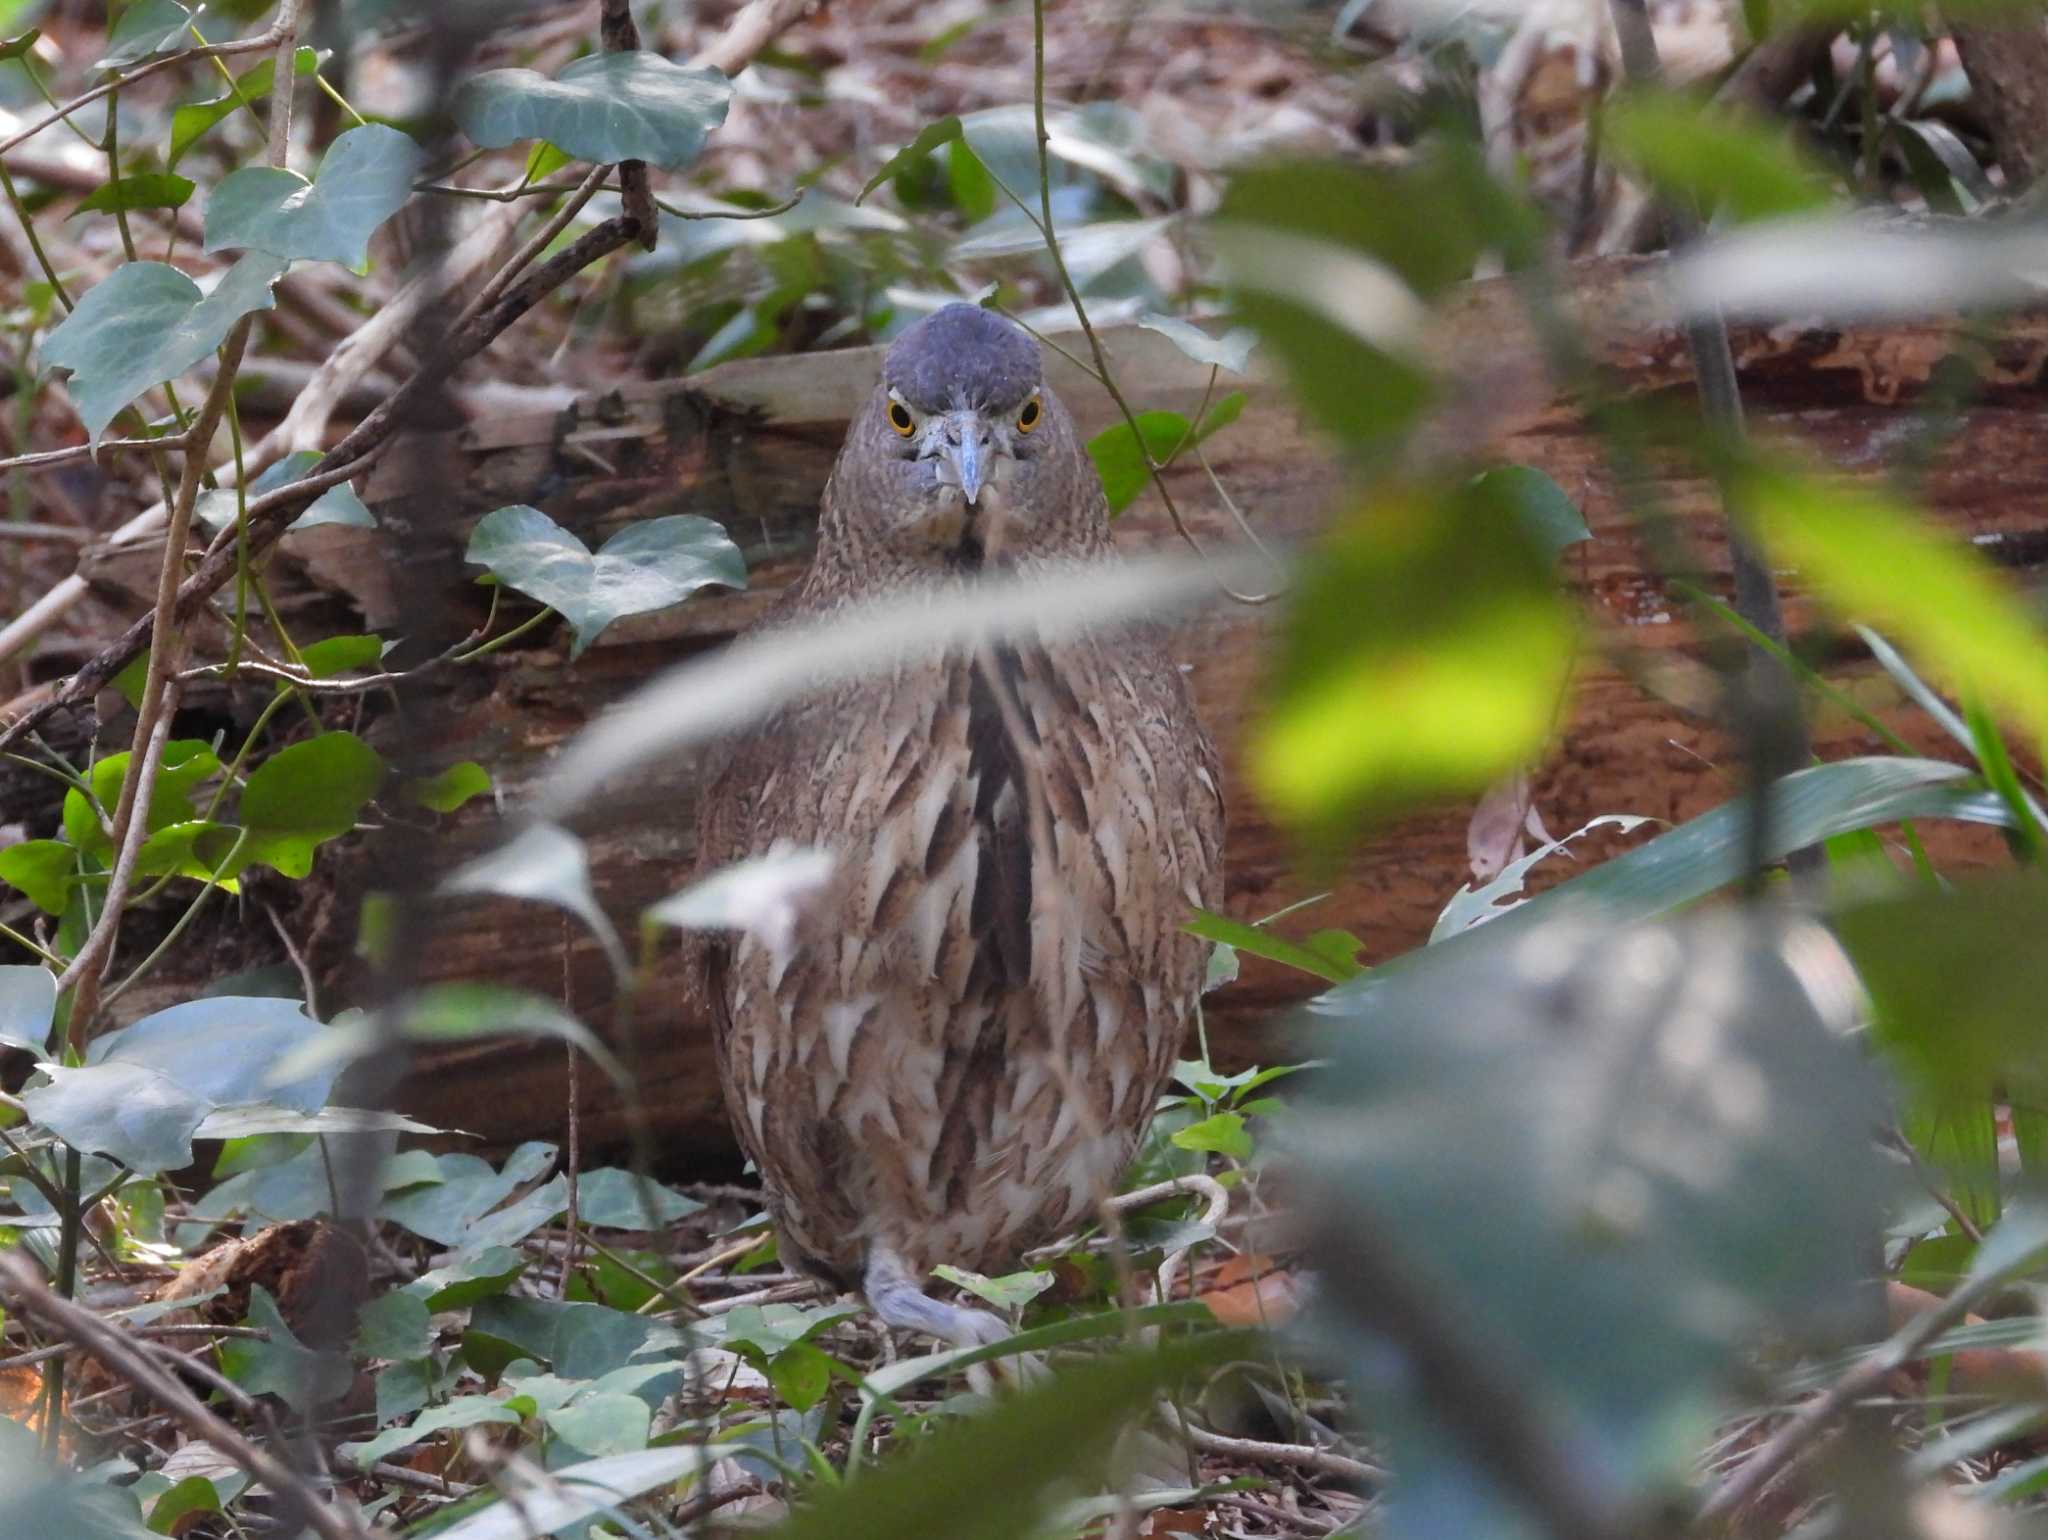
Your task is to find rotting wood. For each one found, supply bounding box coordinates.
[25,254,2048,1167]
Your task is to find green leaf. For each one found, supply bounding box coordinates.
[169,48,323,170]
[405,760,491,813]
[354,1290,432,1361]
[416,1445,738,1540]
[20,1060,211,1172]
[1297,911,1889,1519]
[96,0,192,69]
[442,823,626,974]
[1470,464,1591,560]
[0,28,41,62]
[1743,463,2048,756]
[196,450,374,534]
[1317,756,2016,1023]
[466,1295,682,1381]
[778,1335,1244,1540]
[545,1390,652,1455]
[1170,1110,1252,1160]
[930,1264,1056,1312]
[0,966,56,1054]
[1834,872,2048,1116]
[766,1341,832,1413]
[1184,909,1355,984]
[405,1245,529,1310]
[297,633,384,679]
[236,730,384,877]
[1252,478,1577,830]
[859,115,963,203]
[205,123,425,269]
[92,994,335,1113]
[339,1395,522,1469]
[1604,91,1835,223]
[71,173,196,217]
[569,1167,704,1229]
[144,1475,223,1535]
[465,506,746,657]
[379,1143,557,1249]
[0,839,76,916]
[40,253,288,441]
[1135,313,1256,373]
[131,819,241,890]
[64,739,222,863]
[454,52,733,170]
[1085,395,1242,516]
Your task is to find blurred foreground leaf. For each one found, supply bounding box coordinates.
[1252,477,1577,832]
[1294,912,1888,1531]
[455,52,732,170]
[1604,91,1835,223]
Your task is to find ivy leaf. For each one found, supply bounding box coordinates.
[1604,90,1835,224]
[405,760,491,813]
[40,253,288,441]
[92,994,335,1114]
[858,115,962,204]
[441,823,625,974]
[1170,1111,1253,1161]
[0,840,76,916]
[465,506,745,657]
[64,739,223,863]
[71,174,195,217]
[95,0,193,69]
[340,1396,521,1470]
[220,1287,352,1415]
[235,731,384,878]
[404,1246,530,1310]
[544,1391,652,1456]
[354,1291,433,1361]
[21,1060,212,1173]
[0,29,42,63]
[297,634,384,679]
[454,52,732,170]
[169,47,322,169]
[1136,313,1257,373]
[205,123,425,269]
[0,966,58,1054]
[931,1264,1056,1312]
[1469,464,1591,560]
[196,450,374,534]
[1086,394,1244,516]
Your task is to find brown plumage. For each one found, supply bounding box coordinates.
[694,305,1223,1347]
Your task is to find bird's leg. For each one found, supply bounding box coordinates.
[862,1246,1010,1352]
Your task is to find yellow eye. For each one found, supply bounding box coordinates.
[888,400,915,437]
[1017,395,1042,433]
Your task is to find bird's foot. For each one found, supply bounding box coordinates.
[864,1249,1042,1392]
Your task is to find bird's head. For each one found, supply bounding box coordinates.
[824,304,1101,570]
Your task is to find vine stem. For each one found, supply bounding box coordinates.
[1026,0,1279,605]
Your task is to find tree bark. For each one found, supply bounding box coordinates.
[1953,11,2048,191]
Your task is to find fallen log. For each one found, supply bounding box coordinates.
[47,253,2048,1167]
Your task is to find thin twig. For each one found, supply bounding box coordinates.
[0,30,286,160]
[0,1255,369,1540]
[1697,1253,2043,1525]
[1178,1421,1382,1486]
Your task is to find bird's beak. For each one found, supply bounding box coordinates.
[938,410,992,507]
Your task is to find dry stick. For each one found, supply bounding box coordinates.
[1179,1422,1381,1486]
[0,1255,371,1540]
[1696,1251,2041,1526]
[0,0,822,747]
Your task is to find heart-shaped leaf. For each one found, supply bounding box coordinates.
[63,739,223,863]
[72,173,196,217]
[0,840,77,916]
[405,760,491,812]
[195,450,375,534]
[1086,394,1243,516]
[40,253,288,441]
[92,994,335,1114]
[96,0,193,69]
[1136,313,1256,373]
[21,1060,212,1173]
[454,51,732,170]
[220,1286,351,1415]
[465,506,745,657]
[858,115,963,203]
[235,730,384,877]
[205,123,425,269]
[169,47,322,169]
[0,966,57,1054]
